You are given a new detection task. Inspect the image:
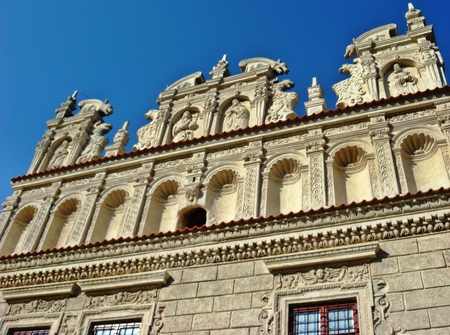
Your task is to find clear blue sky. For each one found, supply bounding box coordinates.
[0,1,449,202]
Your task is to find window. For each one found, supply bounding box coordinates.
[89,321,141,335]
[184,208,206,228]
[9,330,50,335]
[289,301,359,335]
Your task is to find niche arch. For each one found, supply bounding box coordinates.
[218,96,253,133]
[40,137,73,171]
[0,204,39,256]
[178,206,208,230]
[170,107,202,142]
[379,59,423,98]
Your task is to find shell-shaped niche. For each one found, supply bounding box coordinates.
[334,146,365,169]
[401,133,435,156]
[15,206,37,225]
[154,180,179,201]
[57,198,80,215]
[209,169,237,191]
[104,189,128,208]
[270,158,300,182]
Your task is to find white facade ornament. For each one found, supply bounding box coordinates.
[224,99,250,131]
[266,79,298,123]
[172,111,199,142]
[388,63,419,96]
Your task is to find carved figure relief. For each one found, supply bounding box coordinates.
[49,140,71,168]
[209,54,230,79]
[77,121,112,163]
[266,79,298,123]
[333,62,367,108]
[224,99,250,131]
[388,63,419,97]
[172,111,199,142]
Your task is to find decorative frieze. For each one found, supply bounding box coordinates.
[106,168,139,180]
[85,289,157,309]
[388,108,436,122]
[324,122,369,136]
[6,298,67,316]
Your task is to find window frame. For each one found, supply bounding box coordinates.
[7,328,50,335]
[88,319,142,335]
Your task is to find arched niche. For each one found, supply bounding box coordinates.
[40,138,72,171]
[219,97,252,133]
[332,145,372,205]
[204,169,239,224]
[41,197,81,250]
[380,60,424,99]
[0,205,38,256]
[178,207,207,229]
[399,133,449,192]
[170,108,202,143]
[142,179,181,235]
[265,157,302,216]
[89,188,130,243]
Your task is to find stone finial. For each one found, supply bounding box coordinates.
[304,77,327,116]
[55,90,78,118]
[406,3,425,30]
[105,121,129,157]
[210,54,230,79]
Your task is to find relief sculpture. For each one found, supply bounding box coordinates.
[266,79,298,123]
[172,111,199,142]
[224,99,249,131]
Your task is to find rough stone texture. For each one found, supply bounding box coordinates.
[418,234,450,253]
[159,283,198,301]
[168,269,183,284]
[234,275,273,293]
[404,286,450,310]
[389,309,431,330]
[214,293,252,312]
[371,256,399,276]
[177,297,213,315]
[409,329,450,335]
[252,292,268,309]
[398,252,445,272]
[386,293,405,312]
[66,295,86,311]
[163,301,178,317]
[192,312,231,330]
[217,262,254,280]
[182,266,217,283]
[422,267,450,288]
[380,239,418,256]
[161,315,193,333]
[382,272,423,292]
[443,250,450,266]
[254,260,270,275]
[230,309,262,327]
[210,329,249,335]
[429,306,450,327]
[198,280,234,297]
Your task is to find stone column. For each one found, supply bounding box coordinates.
[20,182,61,253]
[253,79,269,126]
[120,167,153,237]
[28,130,55,174]
[306,128,327,209]
[259,172,269,217]
[325,159,335,207]
[242,140,264,219]
[203,90,218,136]
[235,177,245,220]
[300,165,310,211]
[65,120,90,165]
[369,113,399,196]
[362,59,379,101]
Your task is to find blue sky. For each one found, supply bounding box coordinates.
[0,1,449,202]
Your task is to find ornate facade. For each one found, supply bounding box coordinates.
[1,4,449,335]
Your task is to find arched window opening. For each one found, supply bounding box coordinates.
[184,208,207,229]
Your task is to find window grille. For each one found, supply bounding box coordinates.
[9,330,50,335]
[89,321,141,335]
[289,301,359,335]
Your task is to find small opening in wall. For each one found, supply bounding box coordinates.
[184,208,207,229]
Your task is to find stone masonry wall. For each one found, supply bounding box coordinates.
[159,260,272,335]
[371,233,450,335]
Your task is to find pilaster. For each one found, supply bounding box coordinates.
[253,78,269,126]
[392,148,408,194]
[325,159,335,207]
[305,127,327,209]
[242,139,264,218]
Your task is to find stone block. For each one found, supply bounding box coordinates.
[234,275,273,293]
[408,329,450,335]
[162,315,193,333]
[182,266,217,283]
[167,269,183,284]
[249,327,261,335]
[386,293,405,312]
[159,283,198,301]
[66,295,87,310]
[371,257,399,276]
[443,250,450,265]
[254,260,270,275]
[163,301,177,317]
[398,252,445,272]
[380,239,418,256]
[230,309,262,327]
[404,286,450,310]
[389,309,430,330]
[211,329,249,335]
[198,279,234,297]
[252,292,269,309]
[422,267,450,288]
[177,297,213,315]
[382,272,423,292]
[217,262,254,279]
[418,235,450,253]
[429,306,450,327]
[192,312,231,330]
[214,293,252,311]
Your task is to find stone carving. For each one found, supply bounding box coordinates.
[36,132,54,150]
[374,142,397,196]
[85,290,157,309]
[388,109,436,122]
[324,122,369,135]
[210,54,230,79]
[154,157,190,169]
[373,280,406,335]
[263,135,304,148]
[149,305,165,335]
[55,91,78,118]
[134,108,169,150]
[243,164,258,218]
[61,177,93,188]
[259,293,274,335]
[310,154,325,207]
[60,312,78,335]
[275,265,369,290]
[206,146,246,159]
[185,184,201,203]
[266,79,298,123]
[224,99,250,131]
[49,140,71,168]
[333,61,367,108]
[172,111,199,142]
[106,168,139,180]
[77,121,112,163]
[6,298,67,315]
[388,63,419,97]
[78,99,114,117]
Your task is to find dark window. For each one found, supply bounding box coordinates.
[9,330,50,335]
[289,301,359,335]
[185,208,206,228]
[89,320,141,335]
